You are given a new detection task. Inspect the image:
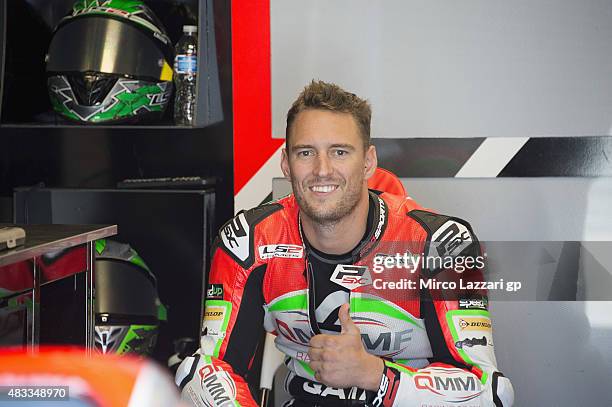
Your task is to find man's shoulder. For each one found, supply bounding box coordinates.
[377,191,423,214]
[238,194,298,228]
[405,208,480,276]
[215,195,299,268]
[378,192,479,259]
[408,207,476,242]
[378,192,475,233]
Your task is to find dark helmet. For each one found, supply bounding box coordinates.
[45,0,174,123]
[94,239,166,356]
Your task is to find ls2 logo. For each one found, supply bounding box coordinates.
[259,244,303,259]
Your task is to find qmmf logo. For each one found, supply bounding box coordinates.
[414,370,482,401]
[198,364,237,407]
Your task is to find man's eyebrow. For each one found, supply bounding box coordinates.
[290,143,356,151]
[290,144,314,150]
[289,143,356,152]
[329,144,356,150]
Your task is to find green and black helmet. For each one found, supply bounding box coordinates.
[45,0,174,123]
[94,239,167,356]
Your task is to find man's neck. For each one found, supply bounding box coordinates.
[300,191,371,255]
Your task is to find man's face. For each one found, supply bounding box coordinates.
[281,109,377,224]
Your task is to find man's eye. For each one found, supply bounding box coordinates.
[297,150,313,157]
[334,150,348,156]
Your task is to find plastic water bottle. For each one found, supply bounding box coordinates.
[174,25,198,126]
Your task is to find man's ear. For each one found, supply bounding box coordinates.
[281,148,291,179]
[364,145,378,180]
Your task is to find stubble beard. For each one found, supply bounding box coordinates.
[291,175,364,227]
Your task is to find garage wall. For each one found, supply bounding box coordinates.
[271,0,612,139]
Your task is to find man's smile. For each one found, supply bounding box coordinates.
[309,184,339,194]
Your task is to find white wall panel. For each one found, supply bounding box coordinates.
[272,0,612,138]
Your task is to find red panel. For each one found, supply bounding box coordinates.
[232,0,284,196]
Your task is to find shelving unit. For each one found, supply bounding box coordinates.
[0,0,235,268]
[0,0,222,128]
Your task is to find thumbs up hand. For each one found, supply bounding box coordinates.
[308,303,384,390]
[339,302,360,335]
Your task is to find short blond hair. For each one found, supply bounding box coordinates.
[285,80,371,149]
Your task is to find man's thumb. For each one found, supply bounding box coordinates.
[339,303,359,334]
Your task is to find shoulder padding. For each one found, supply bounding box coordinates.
[217,203,283,269]
[408,210,480,275]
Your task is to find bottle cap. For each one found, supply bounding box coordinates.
[183,25,198,34]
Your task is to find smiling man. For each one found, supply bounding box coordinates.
[176,81,514,406]
[283,106,376,253]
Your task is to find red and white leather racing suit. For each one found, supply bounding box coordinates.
[175,191,514,406]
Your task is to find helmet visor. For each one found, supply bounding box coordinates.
[46,16,173,81]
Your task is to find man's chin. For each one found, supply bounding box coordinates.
[306,213,343,225]
[301,202,353,225]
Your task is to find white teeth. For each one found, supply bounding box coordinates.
[311,185,337,193]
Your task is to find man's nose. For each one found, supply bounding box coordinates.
[314,154,332,177]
